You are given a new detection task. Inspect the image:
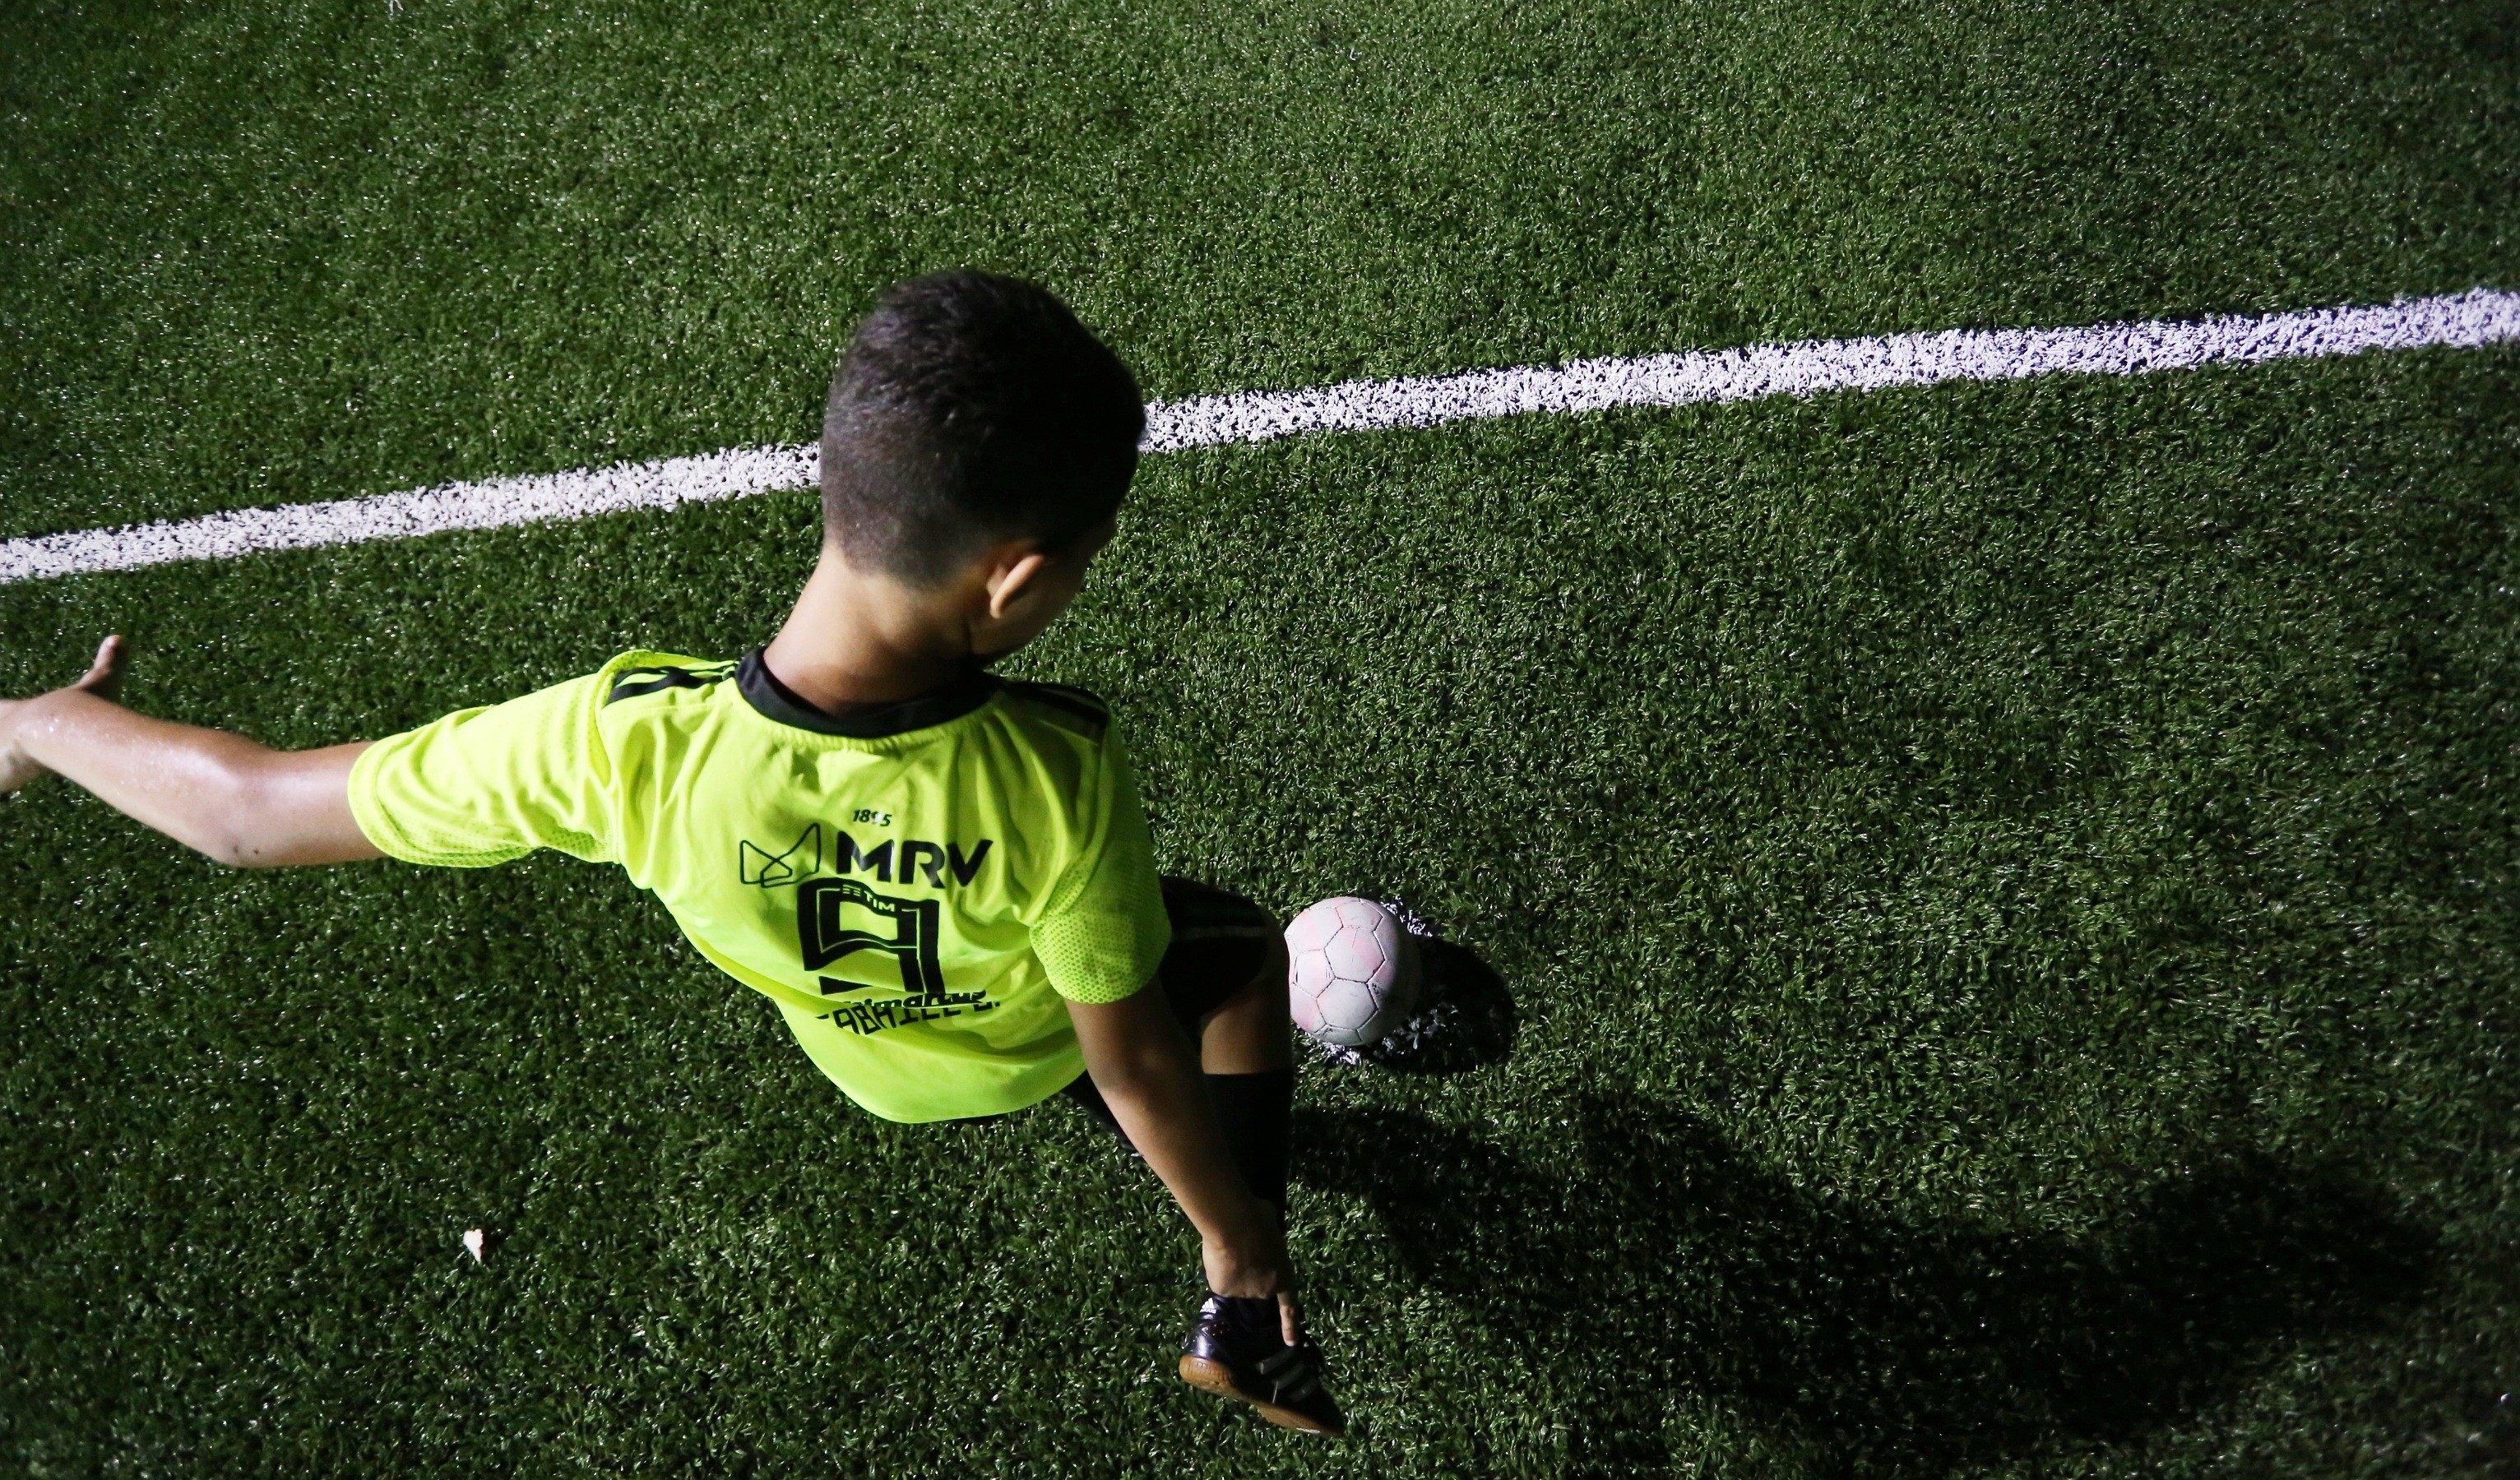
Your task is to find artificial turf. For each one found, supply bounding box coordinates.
[5,0,2519,1473]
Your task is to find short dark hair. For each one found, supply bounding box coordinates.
[820,271,1144,585]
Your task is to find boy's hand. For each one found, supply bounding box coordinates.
[0,636,128,796]
[0,635,376,867]
[1203,1207,1304,1347]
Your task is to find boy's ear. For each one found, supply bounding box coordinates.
[982,548,1052,620]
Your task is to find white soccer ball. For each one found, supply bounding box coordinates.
[1285,896,1422,1048]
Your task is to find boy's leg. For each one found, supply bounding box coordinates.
[1062,880,1342,1435]
[1152,877,1292,1073]
[1196,938,1295,1073]
[1063,879,1294,1205]
[1155,882,1337,1435]
[1186,932,1295,1212]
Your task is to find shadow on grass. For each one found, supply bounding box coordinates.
[1297,1098,2433,1474]
[1369,939,1518,1075]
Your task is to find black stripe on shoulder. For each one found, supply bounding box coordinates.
[1002,680,1110,736]
[606,662,738,705]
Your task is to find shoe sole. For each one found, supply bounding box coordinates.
[1179,1355,1346,1438]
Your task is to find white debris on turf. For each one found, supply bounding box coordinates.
[463,1228,487,1264]
[1309,900,1452,1066]
[1378,898,1437,940]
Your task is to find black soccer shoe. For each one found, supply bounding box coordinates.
[1178,1293,1347,1437]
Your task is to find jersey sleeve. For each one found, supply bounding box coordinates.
[347,670,617,867]
[1029,725,1173,1004]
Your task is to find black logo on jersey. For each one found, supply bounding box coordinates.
[740,823,993,890]
[816,993,991,1038]
[740,823,821,887]
[830,832,992,887]
[799,876,987,1011]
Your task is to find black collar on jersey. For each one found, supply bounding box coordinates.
[737,648,998,738]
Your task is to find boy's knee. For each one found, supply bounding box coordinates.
[1213,937,1290,1022]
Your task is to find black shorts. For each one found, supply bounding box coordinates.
[1058,876,1281,1133]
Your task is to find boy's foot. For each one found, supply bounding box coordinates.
[0,636,127,796]
[1179,1293,1347,1437]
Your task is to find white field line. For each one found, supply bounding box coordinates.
[5,288,2514,585]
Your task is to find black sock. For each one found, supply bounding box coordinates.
[1202,1068,1294,1209]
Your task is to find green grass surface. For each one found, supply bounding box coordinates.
[5,0,2520,1473]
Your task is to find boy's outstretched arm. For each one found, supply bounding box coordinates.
[1068,984,1304,1347]
[0,636,381,868]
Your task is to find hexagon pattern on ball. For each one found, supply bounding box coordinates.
[1284,896,1423,1048]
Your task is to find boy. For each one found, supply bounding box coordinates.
[0,272,1344,1436]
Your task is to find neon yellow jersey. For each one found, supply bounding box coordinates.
[345,650,1173,1122]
